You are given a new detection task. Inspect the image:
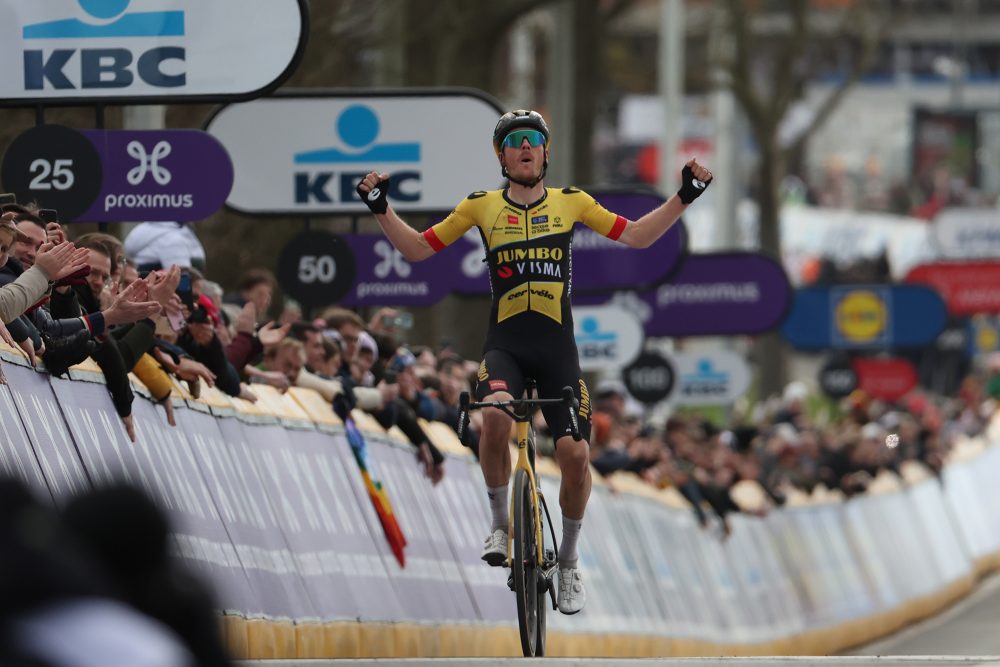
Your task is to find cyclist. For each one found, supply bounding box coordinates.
[356,109,712,614]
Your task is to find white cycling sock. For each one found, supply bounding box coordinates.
[559,515,582,567]
[487,484,509,532]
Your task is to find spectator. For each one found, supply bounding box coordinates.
[224,269,274,322]
[288,322,326,374]
[61,483,232,666]
[0,478,192,667]
[436,354,481,454]
[124,221,206,274]
[261,339,305,389]
[311,336,343,380]
[322,307,364,369]
[178,305,243,398]
[0,215,89,325]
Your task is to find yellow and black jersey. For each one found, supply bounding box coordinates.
[423,187,628,336]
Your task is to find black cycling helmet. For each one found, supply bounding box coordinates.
[492,110,550,186]
[492,109,550,155]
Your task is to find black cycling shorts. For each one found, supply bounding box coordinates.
[475,346,592,444]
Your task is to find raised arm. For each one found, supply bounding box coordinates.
[356,171,435,262]
[617,159,713,249]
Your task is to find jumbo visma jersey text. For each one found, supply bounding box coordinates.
[423,187,627,329]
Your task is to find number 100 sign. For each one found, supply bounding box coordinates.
[276,230,357,308]
[1,124,103,220]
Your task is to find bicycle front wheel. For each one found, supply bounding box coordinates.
[512,468,543,656]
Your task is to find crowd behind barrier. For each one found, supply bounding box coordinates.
[0,209,999,659]
[1,350,999,660]
[1,206,997,528]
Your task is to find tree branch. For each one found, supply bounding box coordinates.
[723,0,769,135]
[601,0,637,23]
[784,5,889,158]
[769,1,811,120]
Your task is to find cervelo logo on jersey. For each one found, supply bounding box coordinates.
[506,286,555,301]
[294,105,422,206]
[22,0,186,91]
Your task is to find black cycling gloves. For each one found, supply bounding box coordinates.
[357,177,390,214]
[677,164,712,204]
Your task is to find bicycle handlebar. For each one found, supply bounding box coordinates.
[456,386,583,442]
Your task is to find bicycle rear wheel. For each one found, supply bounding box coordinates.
[512,468,543,656]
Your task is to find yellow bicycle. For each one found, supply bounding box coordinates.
[458,380,581,657]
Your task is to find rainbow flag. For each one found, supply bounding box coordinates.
[337,402,407,567]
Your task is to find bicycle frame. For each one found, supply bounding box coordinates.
[509,418,545,568]
[457,384,581,657]
[457,384,581,570]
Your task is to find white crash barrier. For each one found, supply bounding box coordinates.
[1,352,997,658]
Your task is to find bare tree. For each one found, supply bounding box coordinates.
[715,0,892,398]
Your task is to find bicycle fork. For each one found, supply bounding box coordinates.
[507,420,559,609]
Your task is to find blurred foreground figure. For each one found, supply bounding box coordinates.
[62,484,233,667]
[0,478,193,667]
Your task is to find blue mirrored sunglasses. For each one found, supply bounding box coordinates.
[501,129,546,150]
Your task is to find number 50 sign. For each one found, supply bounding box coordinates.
[277,231,357,308]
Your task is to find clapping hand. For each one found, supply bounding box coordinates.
[257,321,291,347]
[104,279,162,326]
[34,242,90,282]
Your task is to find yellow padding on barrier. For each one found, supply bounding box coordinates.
[295,621,361,658]
[245,618,296,659]
[236,566,989,660]
[357,623,396,657]
[658,484,698,510]
[288,387,342,425]
[729,479,771,512]
[867,469,904,495]
[900,459,934,484]
[534,454,561,478]
[418,418,471,457]
[351,408,388,435]
[69,356,104,376]
[195,382,238,410]
[247,384,312,421]
[219,614,248,660]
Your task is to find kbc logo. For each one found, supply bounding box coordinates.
[22,0,186,91]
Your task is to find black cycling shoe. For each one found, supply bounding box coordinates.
[42,330,97,377]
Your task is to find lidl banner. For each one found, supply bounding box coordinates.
[781,284,947,350]
[969,315,1000,358]
[0,0,308,105]
[905,261,1000,316]
[576,252,792,337]
[206,91,504,215]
